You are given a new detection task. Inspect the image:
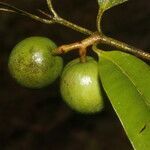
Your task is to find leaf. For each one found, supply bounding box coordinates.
[98,0,128,11]
[98,51,150,150]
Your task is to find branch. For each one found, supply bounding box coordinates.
[46,0,58,17]
[0,2,53,24]
[0,2,92,35]
[45,0,92,35]
[101,34,150,61]
[53,17,93,35]
[53,32,150,61]
[53,33,98,54]
[0,1,149,61]
[96,8,104,33]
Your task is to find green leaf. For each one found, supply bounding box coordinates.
[98,51,150,150]
[98,0,128,11]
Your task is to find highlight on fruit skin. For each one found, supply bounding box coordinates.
[8,36,63,88]
[60,56,104,114]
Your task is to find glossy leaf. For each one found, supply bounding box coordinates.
[98,0,128,11]
[98,51,150,150]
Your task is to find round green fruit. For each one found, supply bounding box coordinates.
[8,36,63,88]
[60,57,104,114]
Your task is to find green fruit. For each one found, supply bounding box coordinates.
[8,36,63,88]
[60,56,104,114]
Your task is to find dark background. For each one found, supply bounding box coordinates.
[0,0,150,149]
